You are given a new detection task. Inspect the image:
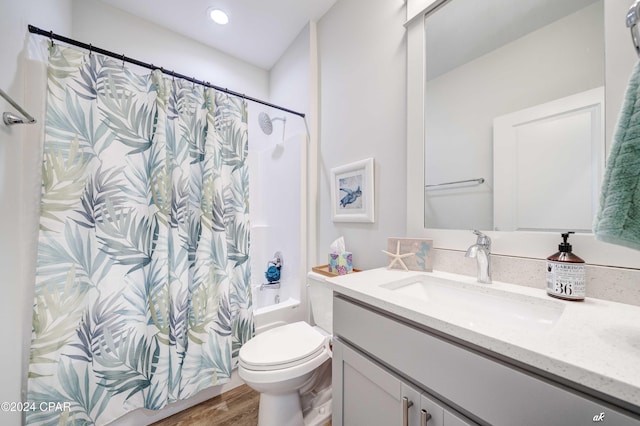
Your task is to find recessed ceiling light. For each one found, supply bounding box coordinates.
[209,9,229,25]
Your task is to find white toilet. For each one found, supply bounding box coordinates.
[239,272,333,426]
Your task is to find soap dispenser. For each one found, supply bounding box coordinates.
[546,232,585,301]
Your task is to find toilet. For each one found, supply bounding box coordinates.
[239,272,333,426]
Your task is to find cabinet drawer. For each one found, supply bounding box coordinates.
[334,295,640,426]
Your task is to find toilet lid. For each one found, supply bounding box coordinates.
[239,321,327,371]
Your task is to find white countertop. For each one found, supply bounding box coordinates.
[321,268,640,410]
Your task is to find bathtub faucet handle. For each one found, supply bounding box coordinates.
[271,252,283,268]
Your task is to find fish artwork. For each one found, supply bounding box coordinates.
[340,186,362,207]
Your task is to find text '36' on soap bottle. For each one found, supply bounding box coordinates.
[546,232,586,301]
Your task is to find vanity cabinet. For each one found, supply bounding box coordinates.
[332,338,475,426]
[332,295,640,426]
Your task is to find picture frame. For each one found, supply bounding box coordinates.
[386,237,433,272]
[330,158,375,223]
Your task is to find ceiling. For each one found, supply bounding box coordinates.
[97,0,338,70]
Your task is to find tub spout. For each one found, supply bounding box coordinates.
[260,282,281,290]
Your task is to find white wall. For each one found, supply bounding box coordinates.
[270,24,311,138]
[317,0,407,270]
[0,2,72,425]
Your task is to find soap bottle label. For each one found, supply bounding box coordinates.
[546,261,585,300]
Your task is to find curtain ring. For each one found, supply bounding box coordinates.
[49,30,54,47]
[88,44,92,57]
[121,54,125,69]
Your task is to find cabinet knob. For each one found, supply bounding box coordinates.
[402,397,414,426]
[421,409,432,426]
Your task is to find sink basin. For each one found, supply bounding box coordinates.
[381,275,565,331]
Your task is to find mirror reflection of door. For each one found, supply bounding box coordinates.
[424,0,604,231]
[493,87,604,232]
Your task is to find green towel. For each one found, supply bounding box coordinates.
[594,61,640,251]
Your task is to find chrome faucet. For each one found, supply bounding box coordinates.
[465,230,492,284]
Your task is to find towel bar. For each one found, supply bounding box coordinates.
[0,88,36,126]
[425,177,485,189]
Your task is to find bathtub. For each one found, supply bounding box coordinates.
[253,295,303,334]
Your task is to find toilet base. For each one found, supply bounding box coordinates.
[258,391,304,426]
[303,395,332,426]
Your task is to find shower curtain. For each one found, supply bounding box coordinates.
[27,44,254,425]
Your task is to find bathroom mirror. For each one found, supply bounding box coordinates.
[423,0,604,231]
[406,0,640,269]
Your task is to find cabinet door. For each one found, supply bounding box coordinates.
[419,392,444,426]
[333,339,402,426]
[418,392,478,426]
[403,384,444,426]
[443,410,476,426]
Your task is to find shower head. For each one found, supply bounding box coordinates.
[258,112,274,135]
[258,112,287,140]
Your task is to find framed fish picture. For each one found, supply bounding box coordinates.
[330,158,375,222]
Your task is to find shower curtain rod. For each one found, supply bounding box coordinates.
[28,25,306,118]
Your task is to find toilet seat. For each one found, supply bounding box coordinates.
[240,321,328,371]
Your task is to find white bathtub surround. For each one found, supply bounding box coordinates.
[249,225,304,335]
[254,297,302,335]
[326,268,640,413]
[431,248,640,307]
[249,134,307,322]
[253,284,282,308]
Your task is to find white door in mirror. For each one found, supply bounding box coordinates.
[493,87,604,232]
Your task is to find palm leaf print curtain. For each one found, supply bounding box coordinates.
[27,44,253,425]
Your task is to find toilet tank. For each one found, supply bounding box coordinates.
[307,272,333,334]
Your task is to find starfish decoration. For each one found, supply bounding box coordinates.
[382,241,415,271]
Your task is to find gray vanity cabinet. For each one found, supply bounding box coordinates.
[332,339,401,425]
[332,338,474,426]
[332,295,640,426]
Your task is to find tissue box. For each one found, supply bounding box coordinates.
[328,252,353,275]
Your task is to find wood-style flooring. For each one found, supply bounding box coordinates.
[152,385,260,426]
[151,384,332,426]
